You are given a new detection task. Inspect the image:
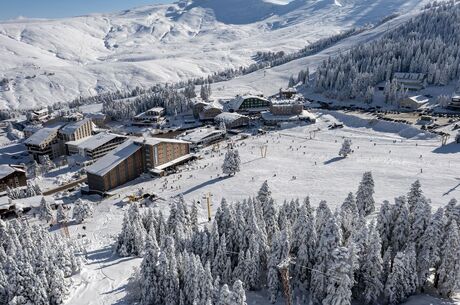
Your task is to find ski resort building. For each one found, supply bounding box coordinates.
[393,73,426,91]
[214,112,249,129]
[226,95,271,113]
[132,107,165,126]
[179,127,226,148]
[140,138,192,176]
[24,127,62,161]
[0,165,27,192]
[192,101,223,121]
[269,104,303,116]
[58,118,93,142]
[85,113,108,127]
[86,137,192,193]
[399,95,429,110]
[66,133,128,163]
[261,109,316,126]
[278,88,297,99]
[26,108,49,123]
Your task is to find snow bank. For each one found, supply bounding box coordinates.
[320,110,436,140]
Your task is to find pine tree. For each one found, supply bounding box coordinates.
[409,196,431,249]
[56,204,68,224]
[339,139,352,158]
[361,223,383,305]
[39,197,54,223]
[322,247,353,305]
[72,199,93,224]
[213,234,229,282]
[222,148,241,176]
[376,200,393,254]
[117,204,146,257]
[384,247,417,305]
[391,196,409,253]
[232,280,247,305]
[436,220,460,298]
[356,172,375,216]
[311,215,342,304]
[340,192,359,243]
[315,200,333,238]
[417,207,445,288]
[407,180,422,214]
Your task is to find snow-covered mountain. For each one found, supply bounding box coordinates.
[0,0,426,109]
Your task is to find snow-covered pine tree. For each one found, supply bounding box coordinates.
[117,204,146,257]
[267,229,290,304]
[232,280,247,305]
[339,139,352,158]
[376,200,393,254]
[39,197,54,223]
[311,214,342,305]
[361,222,383,305]
[222,148,241,176]
[56,204,68,224]
[409,196,431,249]
[384,246,417,305]
[322,247,353,305]
[417,207,445,289]
[72,199,93,224]
[356,172,375,217]
[407,180,422,214]
[445,198,459,228]
[315,200,333,239]
[213,234,229,283]
[436,220,460,298]
[390,196,409,253]
[340,192,359,243]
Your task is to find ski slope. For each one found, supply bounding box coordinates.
[61,112,459,305]
[0,0,428,109]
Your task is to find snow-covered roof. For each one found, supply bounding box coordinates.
[85,112,106,119]
[66,133,126,151]
[261,110,316,122]
[86,140,142,176]
[180,128,225,143]
[137,137,190,146]
[24,127,58,145]
[33,109,48,115]
[23,124,42,132]
[59,118,91,135]
[214,112,248,123]
[227,95,269,111]
[0,165,24,181]
[155,153,196,170]
[407,95,429,104]
[280,87,297,93]
[393,72,426,81]
[146,107,164,112]
[0,165,16,180]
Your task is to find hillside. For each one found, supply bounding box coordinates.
[0,0,426,109]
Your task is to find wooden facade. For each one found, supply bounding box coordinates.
[87,146,144,193]
[0,167,27,192]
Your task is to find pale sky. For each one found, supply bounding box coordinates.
[0,0,175,21]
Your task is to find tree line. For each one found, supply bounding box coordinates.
[116,173,460,305]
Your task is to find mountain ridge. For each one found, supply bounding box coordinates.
[0,0,427,109]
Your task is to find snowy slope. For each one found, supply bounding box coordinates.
[0,0,427,109]
[60,112,459,305]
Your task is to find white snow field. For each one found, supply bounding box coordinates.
[0,0,429,109]
[62,112,459,305]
